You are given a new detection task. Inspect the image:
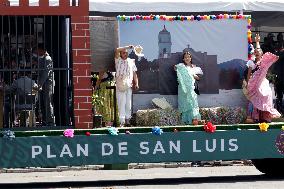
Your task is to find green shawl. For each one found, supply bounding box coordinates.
[176,63,201,120]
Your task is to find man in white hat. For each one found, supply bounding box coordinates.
[115,45,139,127]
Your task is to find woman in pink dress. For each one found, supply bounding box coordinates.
[247,51,281,123]
[243,36,262,123]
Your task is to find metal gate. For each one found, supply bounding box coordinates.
[0,15,73,128]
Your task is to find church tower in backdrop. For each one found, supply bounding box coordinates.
[158,25,172,58]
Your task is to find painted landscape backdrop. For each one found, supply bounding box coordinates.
[119,19,249,110]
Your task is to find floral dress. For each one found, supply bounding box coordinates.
[247,52,281,122]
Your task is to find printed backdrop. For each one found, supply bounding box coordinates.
[118,19,249,111]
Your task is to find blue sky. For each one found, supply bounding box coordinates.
[119,19,248,64]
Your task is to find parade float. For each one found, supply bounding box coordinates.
[1,0,284,176]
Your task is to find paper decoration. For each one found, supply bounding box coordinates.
[63,129,74,138]
[117,14,252,60]
[259,122,269,132]
[204,122,216,133]
[108,127,119,135]
[152,126,163,135]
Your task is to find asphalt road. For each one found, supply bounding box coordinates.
[1,165,284,189]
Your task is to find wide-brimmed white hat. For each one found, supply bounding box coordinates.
[134,45,144,57]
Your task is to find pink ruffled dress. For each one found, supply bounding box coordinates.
[247,52,281,121]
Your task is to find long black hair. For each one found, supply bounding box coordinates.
[182,51,193,65]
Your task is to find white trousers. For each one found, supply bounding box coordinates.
[116,88,132,124]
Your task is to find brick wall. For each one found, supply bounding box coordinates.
[0,0,93,129]
[72,16,93,129]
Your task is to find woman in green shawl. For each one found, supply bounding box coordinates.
[175,52,202,124]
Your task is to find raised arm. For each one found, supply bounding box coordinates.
[255,33,261,49]
[115,45,134,59]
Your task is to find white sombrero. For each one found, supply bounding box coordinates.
[134,45,144,57]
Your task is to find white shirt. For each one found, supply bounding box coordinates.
[246,60,256,70]
[115,57,137,87]
[178,63,203,89]
[188,66,203,76]
[177,63,203,76]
